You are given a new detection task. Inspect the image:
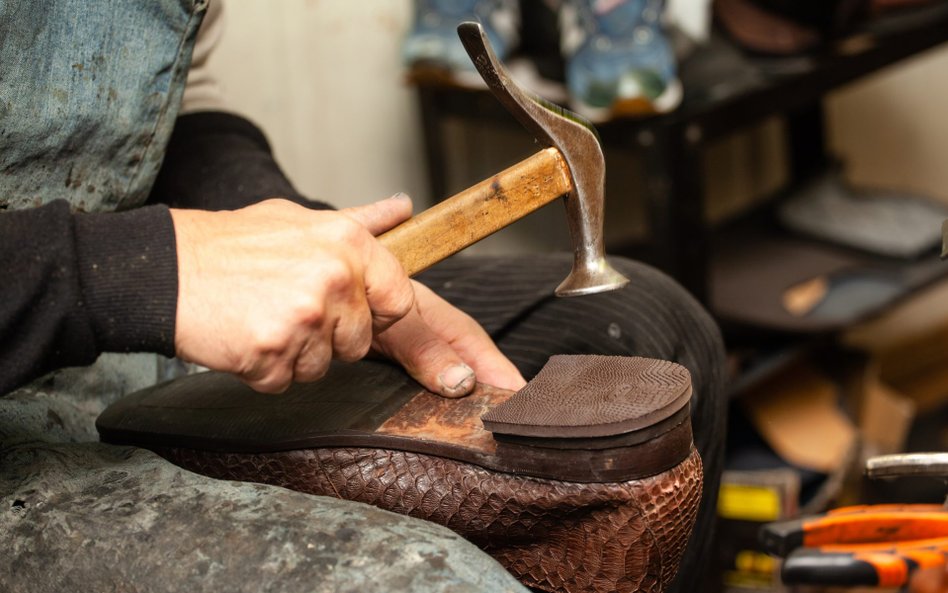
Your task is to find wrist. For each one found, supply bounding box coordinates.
[74,205,178,355]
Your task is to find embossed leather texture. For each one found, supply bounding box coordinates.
[98,356,704,592]
[158,446,703,593]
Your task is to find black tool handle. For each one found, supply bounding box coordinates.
[782,548,946,588]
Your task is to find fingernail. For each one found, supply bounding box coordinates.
[438,364,475,397]
[390,192,411,202]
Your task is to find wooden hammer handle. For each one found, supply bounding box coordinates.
[378,147,572,276]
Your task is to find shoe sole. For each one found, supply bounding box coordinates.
[97,356,693,483]
[571,78,683,123]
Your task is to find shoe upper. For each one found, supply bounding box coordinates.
[403,0,520,85]
[562,0,678,114]
[402,0,681,119]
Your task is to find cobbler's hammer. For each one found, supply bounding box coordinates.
[379,22,629,297]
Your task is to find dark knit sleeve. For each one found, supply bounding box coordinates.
[0,201,177,396]
[148,110,334,212]
[1,111,324,396]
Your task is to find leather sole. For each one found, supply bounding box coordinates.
[98,356,693,483]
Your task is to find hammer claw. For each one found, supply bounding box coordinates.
[457,23,629,297]
[379,22,629,297]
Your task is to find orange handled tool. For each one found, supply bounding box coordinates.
[761,506,948,587]
[762,507,948,556]
[780,541,948,587]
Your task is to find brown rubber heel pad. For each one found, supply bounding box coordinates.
[482,355,692,439]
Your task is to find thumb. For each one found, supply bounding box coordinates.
[374,309,477,398]
[342,193,413,236]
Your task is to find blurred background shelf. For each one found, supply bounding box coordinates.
[413,1,948,304]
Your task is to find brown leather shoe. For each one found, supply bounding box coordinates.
[98,355,703,593]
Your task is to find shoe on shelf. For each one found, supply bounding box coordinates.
[403,0,520,88]
[561,0,682,122]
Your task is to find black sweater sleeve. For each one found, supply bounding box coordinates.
[2,111,330,396]
[148,110,333,212]
[0,201,177,395]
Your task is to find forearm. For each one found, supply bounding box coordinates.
[0,201,177,395]
[3,110,330,395]
[148,111,333,212]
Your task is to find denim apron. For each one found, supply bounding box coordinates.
[0,2,528,590]
[0,0,206,213]
[0,0,208,434]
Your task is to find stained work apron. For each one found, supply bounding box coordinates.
[0,2,525,590]
[0,0,202,212]
[0,0,207,438]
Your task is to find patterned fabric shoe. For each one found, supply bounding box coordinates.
[561,0,682,121]
[403,0,520,88]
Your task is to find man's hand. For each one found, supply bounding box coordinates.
[372,281,527,397]
[170,196,525,397]
[171,197,415,394]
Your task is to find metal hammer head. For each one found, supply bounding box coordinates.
[457,22,629,297]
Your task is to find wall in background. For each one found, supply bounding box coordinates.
[205,0,429,210]
[829,45,948,202]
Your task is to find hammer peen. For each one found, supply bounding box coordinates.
[379,22,629,297]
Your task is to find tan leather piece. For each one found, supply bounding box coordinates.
[158,446,703,593]
[376,384,514,452]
